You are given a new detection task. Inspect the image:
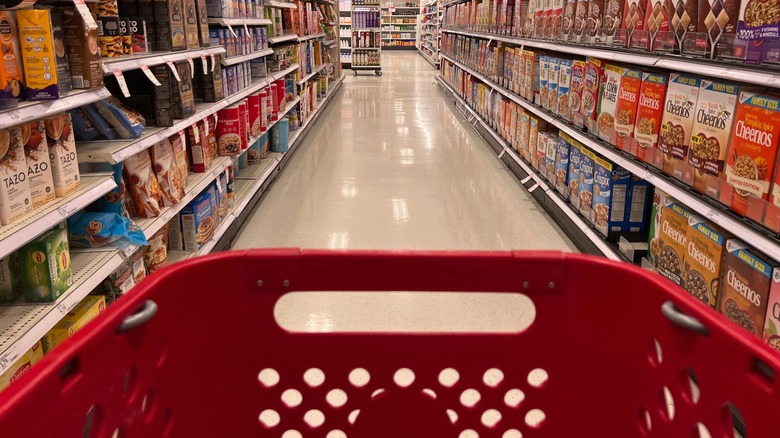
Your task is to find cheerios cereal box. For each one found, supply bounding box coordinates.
[634,72,668,163]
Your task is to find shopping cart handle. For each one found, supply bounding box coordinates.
[116,300,158,333]
[661,301,709,336]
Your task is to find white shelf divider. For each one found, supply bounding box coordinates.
[222,48,274,66]
[101,47,226,74]
[0,88,111,131]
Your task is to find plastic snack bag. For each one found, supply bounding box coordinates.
[124,150,164,218]
[151,140,185,206]
[67,211,148,250]
[82,104,118,140]
[69,108,100,141]
[95,97,146,139]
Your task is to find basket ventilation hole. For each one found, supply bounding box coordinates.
[504,389,525,408]
[483,368,504,387]
[327,430,347,438]
[460,389,481,408]
[459,430,479,438]
[695,423,712,438]
[422,388,437,399]
[154,337,168,368]
[682,367,701,405]
[638,407,652,434]
[439,368,460,388]
[348,409,360,425]
[650,339,663,366]
[660,386,675,421]
[258,369,280,387]
[122,366,139,400]
[282,389,303,408]
[282,430,302,438]
[259,410,281,428]
[140,389,157,420]
[326,389,348,408]
[394,368,415,387]
[525,409,546,429]
[724,402,746,438]
[83,405,101,438]
[481,409,502,428]
[304,409,325,428]
[371,388,386,399]
[112,428,123,438]
[348,368,370,387]
[502,430,522,438]
[304,368,326,387]
[447,409,458,424]
[162,408,174,437]
[526,368,548,388]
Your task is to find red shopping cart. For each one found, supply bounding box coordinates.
[0,249,779,437]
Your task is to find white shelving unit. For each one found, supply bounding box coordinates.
[418,0,440,67]
[351,3,383,75]
[380,5,419,49]
[340,0,353,66]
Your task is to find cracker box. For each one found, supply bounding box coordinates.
[634,72,668,163]
[659,73,700,181]
[719,240,777,337]
[722,92,780,223]
[646,187,671,268]
[539,56,550,108]
[18,227,72,303]
[17,9,60,101]
[579,146,597,218]
[555,133,571,197]
[0,341,43,392]
[0,11,24,107]
[764,268,780,351]
[615,67,642,151]
[41,295,106,353]
[548,58,560,114]
[656,198,691,285]
[23,120,56,208]
[45,112,81,198]
[582,57,604,128]
[687,79,740,200]
[558,59,573,122]
[181,191,214,251]
[568,139,582,207]
[591,156,632,237]
[685,215,727,307]
[0,126,33,225]
[62,7,103,90]
[598,64,623,144]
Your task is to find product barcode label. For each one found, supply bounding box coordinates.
[71,75,85,88]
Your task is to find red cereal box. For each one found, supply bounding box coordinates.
[634,72,668,163]
[614,67,642,151]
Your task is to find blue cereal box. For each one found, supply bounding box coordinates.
[578,147,596,218]
[181,192,214,251]
[591,156,632,238]
[627,175,652,233]
[568,139,581,207]
[555,133,571,197]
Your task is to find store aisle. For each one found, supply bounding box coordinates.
[233,52,575,251]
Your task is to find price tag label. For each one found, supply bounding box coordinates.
[179,130,186,146]
[191,123,200,140]
[528,182,540,193]
[7,110,21,123]
[201,55,209,74]
[113,71,131,97]
[73,0,98,30]
[102,62,110,74]
[520,175,533,184]
[167,61,181,82]
[187,57,195,77]
[215,173,223,191]
[226,23,238,38]
[210,54,216,72]
[244,23,250,35]
[204,117,210,135]
[140,64,162,86]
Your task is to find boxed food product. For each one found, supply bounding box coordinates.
[552,0,565,35]
[738,0,780,63]
[181,191,214,251]
[97,15,123,58]
[168,214,183,251]
[97,257,134,304]
[172,61,195,119]
[645,0,669,48]
[548,58,560,114]
[699,0,739,57]
[535,132,550,172]
[128,17,148,53]
[130,247,146,285]
[153,0,186,51]
[183,0,199,48]
[685,215,727,307]
[587,0,605,38]
[62,8,103,90]
[634,72,668,163]
[659,73,700,182]
[545,134,559,181]
[657,199,690,285]
[579,146,597,218]
[144,224,168,273]
[574,0,590,38]
[646,187,671,267]
[45,113,80,198]
[95,98,146,139]
[597,64,622,144]
[687,79,740,200]
[563,0,578,38]
[196,0,210,47]
[591,156,632,237]
[201,63,224,103]
[189,120,213,173]
[0,255,22,302]
[535,0,546,36]
[604,0,625,40]
[623,0,647,41]
[17,9,60,101]
[555,133,571,197]
[719,240,777,337]
[41,295,106,353]
[568,139,582,207]
[539,56,550,108]
[668,0,698,49]
[524,50,540,101]
[615,67,642,151]
[582,57,603,128]
[518,112,531,159]
[0,11,24,108]
[558,59,572,122]
[627,174,652,233]
[124,150,163,218]
[118,18,132,55]
[22,120,55,208]
[570,60,586,126]
[151,139,185,206]
[0,341,43,392]
[765,268,780,351]
[49,10,73,94]
[721,92,780,223]
[215,172,228,222]
[18,227,72,302]
[0,126,33,225]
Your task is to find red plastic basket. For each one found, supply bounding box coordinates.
[1,249,779,437]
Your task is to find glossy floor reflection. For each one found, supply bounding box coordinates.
[233,52,575,252]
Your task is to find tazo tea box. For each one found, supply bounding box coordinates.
[579,146,597,218]
[591,156,632,237]
[582,57,604,126]
[597,64,622,144]
[45,113,80,197]
[62,7,103,90]
[634,72,668,163]
[18,227,72,303]
[722,92,780,223]
[17,9,60,101]
[568,139,582,207]
[22,120,55,207]
[615,67,642,151]
[50,11,72,94]
[659,73,700,181]
[0,12,24,107]
[687,79,740,200]
[719,239,777,337]
[685,215,727,308]
[0,126,33,225]
[657,198,691,285]
[763,269,780,351]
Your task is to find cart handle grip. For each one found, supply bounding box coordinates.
[661,301,709,336]
[116,300,158,333]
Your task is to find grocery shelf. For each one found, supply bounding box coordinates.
[101,47,226,73]
[0,88,111,131]
[298,63,328,83]
[288,76,344,153]
[266,0,297,8]
[324,39,337,46]
[441,28,780,88]
[440,52,780,263]
[135,157,232,239]
[0,249,125,375]
[0,175,117,261]
[222,48,274,66]
[269,33,299,44]
[436,75,623,261]
[418,47,440,68]
[298,32,326,42]
[208,17,273,26]
[423,10,438,16]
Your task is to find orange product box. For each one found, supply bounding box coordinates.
[634,72,668,163]
[0,11,24,107]
[614,67,642,151]
[721,92,780,224]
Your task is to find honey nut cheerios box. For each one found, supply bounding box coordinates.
[685,215,727,308]
[657,198,691,286]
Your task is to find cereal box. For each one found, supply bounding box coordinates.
[657,198,691,285]
[685,215,727,307]
[545,133,558,181]
[597,64,623,144]
[587,0,605,38]
[645,0,669,48]
[555,133,571,197]
[568,139,582,207]
[721,92,780,224]
[22,120,55,208]
[579,146,597,218]
[0,341,43,392]
[558,60,573,121]
[738,0,780,63]
[536,132,551,173]
[668,0,698,48]
[659,73,700,181]
[524,50,540,101]
[18,227,72,303]
[591,156,632,237]
[0,126,33,225]
[570,60,586,126]
[183,0,200,49]
[535,0,546,36]
[615,67,642,151]
[518,111,531,159]
[634,72,668,163]
[719,240,777,337]
[764,268,780,351]
[582,57,604,128]
[574,0,590,38]
[17,9,60,101]
[548,58,560,113]
[0,11,24,107]
[528,116,542,167]
[604,0,625,41]
[699,0,739,57]
[647,187,672,267]
[563,0,578,38]
[627,174,652,232]
[539,56,550,108]
[552,0,565,36]
[623,0,647,39]
[42,295,105,353]
[688,79,740,200]
[45,112,80,198]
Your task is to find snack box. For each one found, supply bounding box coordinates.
[61,8,103,90]
[0,126,33,225]
[183,0,200,49]
[41,295,106,353]
[591,156,632,238]
[17,9,59,101]
[719,240,777,338]
[181,191,214,251]
[153,0,186,51]
[0,341,43,392]
[18,227,72,303]
[0,11,24,108]
[685,215,727,307]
